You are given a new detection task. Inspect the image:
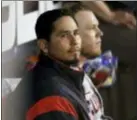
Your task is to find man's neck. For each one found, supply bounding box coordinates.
[77,55,99,69]
[78,55,88,69]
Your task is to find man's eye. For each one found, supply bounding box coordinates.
[87,27,95,30]
[74,30,80,35]
[61,32,70,37]
[87,25,96,30]
[61,34,67,37]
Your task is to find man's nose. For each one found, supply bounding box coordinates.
[97,28,103,37]
[70,34,79,45]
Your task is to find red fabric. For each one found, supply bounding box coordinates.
[26,96,78,120]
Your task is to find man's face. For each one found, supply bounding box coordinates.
[75,10,103,58]
[48,16,81,64]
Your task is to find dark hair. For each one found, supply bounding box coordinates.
[35,8,76,41]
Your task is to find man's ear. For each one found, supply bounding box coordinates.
[37,39,48,54]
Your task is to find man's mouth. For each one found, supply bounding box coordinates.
[96,40,102,45]
[69,47,80,53]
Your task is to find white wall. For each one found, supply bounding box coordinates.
[2,1,16,52]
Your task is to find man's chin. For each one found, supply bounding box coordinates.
[95,50,102,56]
[61,59,79,66]
[83,50,102,59]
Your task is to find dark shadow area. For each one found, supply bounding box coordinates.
[99,22,137,120]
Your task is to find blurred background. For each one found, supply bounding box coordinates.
[2,1,137,120]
